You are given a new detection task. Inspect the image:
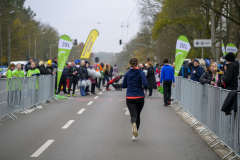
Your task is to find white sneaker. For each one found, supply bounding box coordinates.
[132,136,137,140]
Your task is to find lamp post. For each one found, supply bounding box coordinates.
[8,11,15,65]
[49,44,58,60]
[35,32,45,59]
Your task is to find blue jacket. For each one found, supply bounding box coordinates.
[180,64,190,78]
[160,65,175,83]
[52,60,58,69]
[122,68,148,97]
[61,66,68,79]
[190,66,204,82]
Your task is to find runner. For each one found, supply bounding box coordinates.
[122,58,148,140]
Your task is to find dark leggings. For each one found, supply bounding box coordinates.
[126,98,145,130]
[68,80,77,94]
[148,88,153,96]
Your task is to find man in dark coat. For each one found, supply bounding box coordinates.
[25,57,34,73]
[56,66,68,94]
[67,62,78,97]
[190,59,204,82]
[146,63,157,97]
[222,52,239,90]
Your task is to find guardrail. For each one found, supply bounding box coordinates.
[172,76,240,159]
[0,75,56,122]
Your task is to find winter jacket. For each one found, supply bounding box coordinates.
[61,66,68,79]
[221,90,238,115]
[104,69,109,77]
[47,66,53,73]
[113,67,118,77]
[160,65,175,83]
[190,66,204,82]
[78,66,88,80]
[179,65,190,78]
[27,68,40,77]
[13,70,25,77]
[39,65,52,75]
[52,60,58,69]
[109,67,113,76]
[67,66,78,81]
[90,77,97,84]
[199,71,224,87]
[122,68,148,97]
[25,61,31,72]
[188,62,193,73]
[146,67,157,89]
[222,61,239,90]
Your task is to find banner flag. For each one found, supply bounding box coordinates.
[222,43,226,55]
[80,29,99,59]
[174,35,191,76]
[226,43,238,55]
[57,35,73,87]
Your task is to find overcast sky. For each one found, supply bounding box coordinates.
[24,0,141,53]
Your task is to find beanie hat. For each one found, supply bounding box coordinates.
[225,52,235,62]
[193,59,199,64]
[47,60,52,65]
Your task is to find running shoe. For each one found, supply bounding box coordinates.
[147,95,153,98]
[72,94,76,97]
[168,101,171,105]
[132,136,137,141]
[132,123,138,137]
[106,88,111,91]
[68,94,70,97]
[164,104,168,107]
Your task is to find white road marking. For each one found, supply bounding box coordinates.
[77,108,86,114]
[62,120,75,129]
[99,92,102,95]
[30,140,54,157]
[123,108,130,115]
[94,96,99,99]
[87,101,93,105]
[21,105,43,114]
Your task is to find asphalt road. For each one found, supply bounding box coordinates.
[0,87,220,160]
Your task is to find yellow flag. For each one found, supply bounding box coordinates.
[80,29,99,59]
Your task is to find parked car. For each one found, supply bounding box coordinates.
[0,66,8,78]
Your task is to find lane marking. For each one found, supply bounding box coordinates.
[123,108,130,115]
[87,101,93,105]
[62,120,75,129]
[77,108,86,114]
[99,92,102,95]
[94,96,99,99]
[30,140,54,157]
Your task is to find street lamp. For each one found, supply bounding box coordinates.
[49,44,58,60]
[35,32,45,59]
[8,11,15,65]
[21,25,30,59]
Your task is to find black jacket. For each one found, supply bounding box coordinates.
[61,66,68,79]
[222,61,239,90]
[78,66,88,80]
[52,60,58,69]
[39,65,52,75]
[25,61,31,72]
[47,66,53,73]
[67,66,78,81]
[146,67,157,89]
[221,90,238,115]
[104,69,109,77]
[179,64,190,78]
[188,62,193,72]
[200,71,224,87]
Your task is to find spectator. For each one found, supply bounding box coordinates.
[7,63,16,78]
[146,62,157,97]
[179,62,190,78]
[27,62,40,76]
[85,61,90,94]
[67,61,78,97]
[21,64,24,71]
[39,61,53,75]
[200,62,224,88]
[190,59,204,82]
[222,52,239,90]
[13,63,25,77]
[103,64,111,90]
[56,65,68,94]
[154,63,159,73]
[25,57,33,73]
[109,65,113,80]
[156,65,161,87]
[160,59,175,106]
[52,57,58,69]
[188,59,194,72]
[90,66,97,94]
[223,64,227,74]
[113,64,119,78]
[78,60,88,96]
[99,62,105,87]
[210,58,215,63]
[97,63,103,90]
[46,60,53,73]
[218,57,226,71]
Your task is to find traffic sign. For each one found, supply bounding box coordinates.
[194,39,212,47]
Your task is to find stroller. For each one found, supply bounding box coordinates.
[107,75,123,91]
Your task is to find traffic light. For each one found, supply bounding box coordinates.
[74,39,78,45]
[119,40,122,45]
[95,57,100,63]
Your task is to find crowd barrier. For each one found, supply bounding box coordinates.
[0,75,55,121]
[172,76,240,158]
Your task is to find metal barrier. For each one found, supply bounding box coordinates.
[172,77,240,158]
[0,75,56,122]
